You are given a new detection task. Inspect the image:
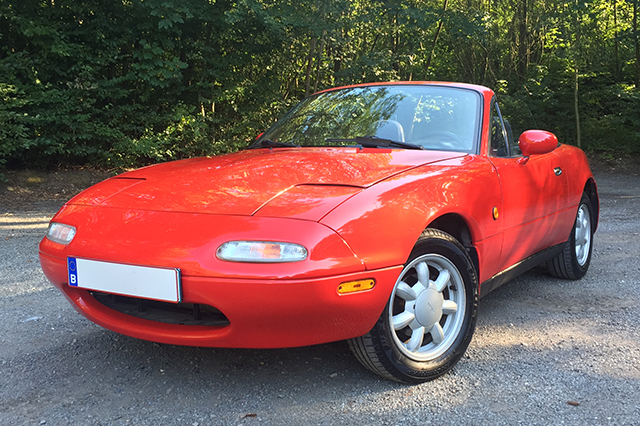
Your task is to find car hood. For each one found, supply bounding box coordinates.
[69,148,465,219]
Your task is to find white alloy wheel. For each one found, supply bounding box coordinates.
[348,229,478,383]
[574,203,592,267]
[547,192,595,280]
[389,254,466,361]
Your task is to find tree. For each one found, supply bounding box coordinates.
[1,0,639,173]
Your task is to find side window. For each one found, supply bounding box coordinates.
[494,96,539,157]
[490,102,508,157]
[505,116,521,156]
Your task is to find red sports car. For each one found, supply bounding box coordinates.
[40,82,598,383]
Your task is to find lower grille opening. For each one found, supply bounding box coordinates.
[91,291,230,326]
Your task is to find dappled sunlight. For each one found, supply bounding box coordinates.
[0,219,50,230]
[0,212,53,297]
[471,319,640,381]
[0,276,51,298]
[0,213,51,234]
[489,149,572,270]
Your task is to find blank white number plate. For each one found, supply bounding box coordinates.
[67,257,181,303]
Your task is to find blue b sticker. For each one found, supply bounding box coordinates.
[67,257,78,286]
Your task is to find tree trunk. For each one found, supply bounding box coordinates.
[613,0,620,81]
[393,10,400,74]
[425,0,449,73]
[517,0,529,82]
[304,37,318,97]
[574,65,581,148]
[313,31,326,93]
[635,0,639,87]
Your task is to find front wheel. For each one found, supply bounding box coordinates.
[348,229,478,383]
[547,192,594,280]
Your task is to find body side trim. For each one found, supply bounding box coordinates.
[479,243,564,298]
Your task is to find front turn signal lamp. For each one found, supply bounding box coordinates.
[46,222,77,245]
[338,279,375,294]
[216,241,308,263]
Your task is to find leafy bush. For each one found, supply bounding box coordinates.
[110,107,238,167]
[0,84,29,169]
[1,0,638,175]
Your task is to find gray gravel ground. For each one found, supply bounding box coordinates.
[1,172,639,426]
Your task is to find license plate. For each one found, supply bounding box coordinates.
[67,257,181,303]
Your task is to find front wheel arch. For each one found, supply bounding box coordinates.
[428,213,480,282]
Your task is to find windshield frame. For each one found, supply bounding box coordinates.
[248,83,484,154]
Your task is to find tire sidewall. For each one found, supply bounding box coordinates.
[569,193,594,277]
[378,231,478,382]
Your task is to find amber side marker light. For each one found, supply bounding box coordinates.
[338,279,375,294]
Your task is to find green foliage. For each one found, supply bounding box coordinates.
[110,105,239,167]
[582,84,640,154]
[0,84,28,157]
[0,0,638,173]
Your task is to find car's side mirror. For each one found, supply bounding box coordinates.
[517,130,558,164]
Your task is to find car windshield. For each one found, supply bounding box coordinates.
[250,85,482,153]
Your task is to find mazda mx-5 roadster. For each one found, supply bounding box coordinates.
[40,82,598,383]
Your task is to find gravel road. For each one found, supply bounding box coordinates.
[1,172,639,426]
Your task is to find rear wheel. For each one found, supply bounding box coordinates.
[348,229,478,383]
[547,192,594,280]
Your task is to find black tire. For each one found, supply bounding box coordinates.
[348,229,478,383]
[547,192,594,280]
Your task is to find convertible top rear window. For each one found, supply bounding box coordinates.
[253,85,482,153]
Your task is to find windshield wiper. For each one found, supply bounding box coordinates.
[325,136,424,150]
[249,139,301,149]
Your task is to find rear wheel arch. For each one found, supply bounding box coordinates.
[547,191,594,280]
[583,178,599,232]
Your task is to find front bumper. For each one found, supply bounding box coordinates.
[40,250,402,348]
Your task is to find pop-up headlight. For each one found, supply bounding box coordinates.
[46,222,76,245]
[216,241,308,263]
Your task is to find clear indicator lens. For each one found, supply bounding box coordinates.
[217,241,307,263]
[46,223,77,245]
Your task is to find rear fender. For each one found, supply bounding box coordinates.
[556,145,599,232]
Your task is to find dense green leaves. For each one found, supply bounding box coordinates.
[0,0,639,172]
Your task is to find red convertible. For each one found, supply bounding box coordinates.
[40,82,598,383]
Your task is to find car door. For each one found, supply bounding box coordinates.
[488,100,569,271]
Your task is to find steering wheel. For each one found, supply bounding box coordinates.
[421,131,462,150]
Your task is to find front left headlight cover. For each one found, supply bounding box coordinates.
[46,222,77,245]
[216,241,308,263]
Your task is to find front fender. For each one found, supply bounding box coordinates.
[320,155,504,276]
[40,205,365,283]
